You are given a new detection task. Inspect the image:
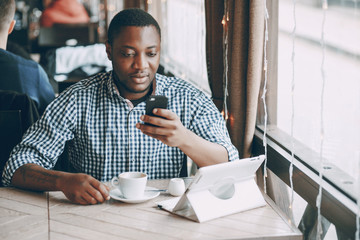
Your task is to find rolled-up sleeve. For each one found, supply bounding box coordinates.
[2,90,77,186]
[190,92,239,162]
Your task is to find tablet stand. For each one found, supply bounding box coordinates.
[171,175,266,223]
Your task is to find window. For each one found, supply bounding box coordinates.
[255,0,359,238]
[148,0,211,95]
[259,0,359,191]
[276,0,360,180]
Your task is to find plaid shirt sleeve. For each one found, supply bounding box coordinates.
[189,91,239,162]
[2,88,77,186]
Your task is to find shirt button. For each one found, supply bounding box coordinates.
[132,159,135,162]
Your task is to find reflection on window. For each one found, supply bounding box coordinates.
[278,0,360,178]
[148,0,211,96]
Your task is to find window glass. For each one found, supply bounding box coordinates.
[277,0,360,178]
[148,0,211,95]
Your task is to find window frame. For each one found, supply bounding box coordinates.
[252,127,358,237]
[254,0,359,238]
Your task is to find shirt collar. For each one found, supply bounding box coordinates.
[154,73,167,95]
[106,71,119,98]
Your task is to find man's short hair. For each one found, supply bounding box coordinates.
[107,8,161,45]
[0,0,15,32]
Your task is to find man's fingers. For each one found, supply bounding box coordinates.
[140,115,166,127]
[87,189,104,203]
[141,125,168,136]
[90,180,110,201]
[100,184,111,200]
[73,194,95,205]
[97,184,110,201]
[141,109,177,125]
[153,108,176,120]
[76,198,88,205]
[82,193,97,205]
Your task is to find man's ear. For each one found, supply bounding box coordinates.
[8,20,16,35]
[105,40,112,61]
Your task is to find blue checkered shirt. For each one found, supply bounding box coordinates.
[2,72,239,185]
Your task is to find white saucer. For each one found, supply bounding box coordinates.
[110,187,160,204]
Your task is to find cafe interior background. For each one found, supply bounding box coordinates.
[4,0,360,239]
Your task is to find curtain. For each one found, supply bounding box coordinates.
[205,0,265,158]
[205,1,224,111]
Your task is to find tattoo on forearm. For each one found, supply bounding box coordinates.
[19,164,60,189]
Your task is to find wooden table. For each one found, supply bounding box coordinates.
[0,179,302,240]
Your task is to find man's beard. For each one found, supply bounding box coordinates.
[113,72,154,96]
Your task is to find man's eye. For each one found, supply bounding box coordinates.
[121,52,135,57]
[147,52,157,57]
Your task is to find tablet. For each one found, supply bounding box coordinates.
[157,155,266,222]
[187,154,266,193]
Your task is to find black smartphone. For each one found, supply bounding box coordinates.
[145,95,168,117]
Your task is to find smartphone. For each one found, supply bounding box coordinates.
[145,95,168,117]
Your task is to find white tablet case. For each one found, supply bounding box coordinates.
[157,155,266,223]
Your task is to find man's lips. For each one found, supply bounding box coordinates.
[131,74,148,78]
[129,73,150,83]
[130,72,149,78]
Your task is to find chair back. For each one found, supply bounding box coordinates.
[0,90,39,186]
[0,110,22,186]
[38,22,99,48]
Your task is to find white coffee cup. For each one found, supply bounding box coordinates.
[168,178,186,197]
[111,172,147,199]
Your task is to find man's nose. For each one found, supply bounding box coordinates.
[133,54,149,69]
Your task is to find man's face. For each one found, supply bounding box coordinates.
[106,26,161,100]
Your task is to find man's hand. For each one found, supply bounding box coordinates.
[136,108,189,148]
[136,108,229,168]
[58,173,110,205]
[12,164,110,205]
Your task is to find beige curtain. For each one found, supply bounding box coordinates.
[205,0,265,158]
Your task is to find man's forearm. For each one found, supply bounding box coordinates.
[179,130,229,168]
[11,163,64,191]
[11,163,111,205]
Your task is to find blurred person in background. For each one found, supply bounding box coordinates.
[40,0,90,27]
[6,40,31,60]
[0,0,55,115]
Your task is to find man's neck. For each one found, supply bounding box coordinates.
[0,34,8,50]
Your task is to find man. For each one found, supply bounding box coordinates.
[0,0,55,115]
[2,8,239,205]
